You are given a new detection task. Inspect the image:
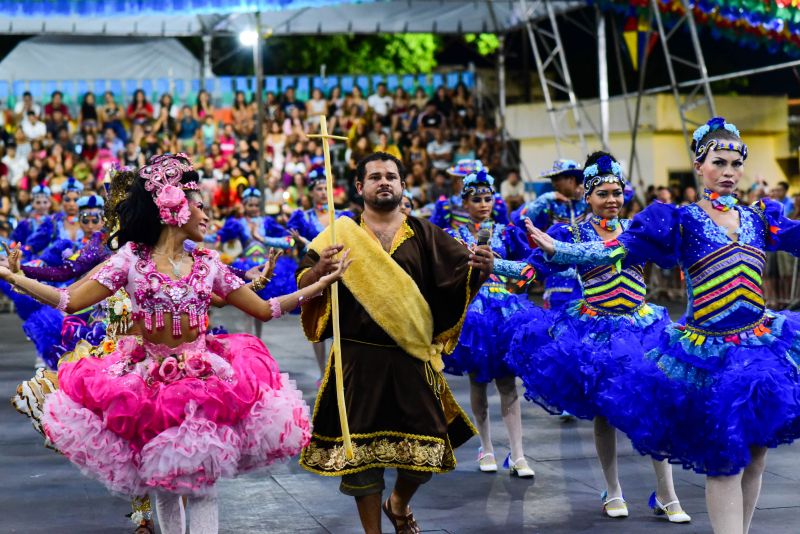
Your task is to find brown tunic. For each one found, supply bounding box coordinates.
[297,215,480,477]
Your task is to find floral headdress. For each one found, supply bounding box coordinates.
[139,153,198,227]
[692,117,748,162]
[582,155,625,199]
[461,169,495,198]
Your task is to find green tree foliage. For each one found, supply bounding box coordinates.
[464,33,500,56]
[262,34,440,74]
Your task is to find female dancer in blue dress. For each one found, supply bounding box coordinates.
[443,169,536,477]
[286,167,352,379]
[509,152,689,521]
[227,187,296,339]
[526,117,800,534]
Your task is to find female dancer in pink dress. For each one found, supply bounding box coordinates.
[0,153,351,534]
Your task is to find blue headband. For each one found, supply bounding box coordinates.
[32,185,52,197]
[77,195,105,210]
[307,168,326,186]
[62,177,84,193]
[582,156,625,198]
[692,117,748,162]
[242,187,262,200]
[462,169,495,198]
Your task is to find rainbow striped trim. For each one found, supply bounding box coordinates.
[582,263,646,313]
[688,243,765,328]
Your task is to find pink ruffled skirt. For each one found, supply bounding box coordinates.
[42,333,311,496]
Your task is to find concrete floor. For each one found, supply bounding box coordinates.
[1,304,800,533]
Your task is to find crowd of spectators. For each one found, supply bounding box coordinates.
[0,82,516,235]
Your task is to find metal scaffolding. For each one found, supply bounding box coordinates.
[649,0,716,165]
[520,0,590,158]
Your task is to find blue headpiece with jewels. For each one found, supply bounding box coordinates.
[242,187,262,201]
[461,169,495,198]
[582,155,625,198]
[692,117,748,162]
[307,167,326,186]
[77,194,105,210]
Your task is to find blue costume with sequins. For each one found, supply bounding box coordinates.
[546,199,800,475]
[227,215,298,300]
[286,207,353,242]
[511,192,588,310]
[506,219,671,420]
[442,222,538,383]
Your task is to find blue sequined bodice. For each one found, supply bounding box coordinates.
[679,204,767,333]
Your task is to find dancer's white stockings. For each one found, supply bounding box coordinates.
[706,447,767,534]
[593,417,679,503]
[155,492,219,534]
[469,376,525,461]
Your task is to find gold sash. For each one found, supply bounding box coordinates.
[302,217,462,372]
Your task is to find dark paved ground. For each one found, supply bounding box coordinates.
[1,301,799,533]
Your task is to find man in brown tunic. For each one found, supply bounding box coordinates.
[296,152,494,533]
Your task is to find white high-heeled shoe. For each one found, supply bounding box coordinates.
[649,492,691,523]
[477,447,497,473]
[504,454,535,478]
[601,490,628,518]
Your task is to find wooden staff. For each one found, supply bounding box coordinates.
[307,116,353,459]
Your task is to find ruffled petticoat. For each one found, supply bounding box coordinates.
[444,286,540,383]
[42,333,311,496]
[599,311,800,476]
[506,300,671,420]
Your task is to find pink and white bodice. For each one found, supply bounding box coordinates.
[92,242,244,336]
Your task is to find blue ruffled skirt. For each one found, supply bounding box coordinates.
[0,279,63,364]
[506,300,670,420]
[444,288,541,383]
[600,311,800,476]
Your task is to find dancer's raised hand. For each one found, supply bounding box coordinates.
[524,218,556,255]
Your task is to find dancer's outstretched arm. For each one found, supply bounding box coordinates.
[225,249,351,322]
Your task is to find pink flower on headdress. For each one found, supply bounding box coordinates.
[159,185,185,208]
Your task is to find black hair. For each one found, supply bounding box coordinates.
[108,160,199,250]
[355,152,406,183]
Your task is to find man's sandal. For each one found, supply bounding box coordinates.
[382,498,421,534]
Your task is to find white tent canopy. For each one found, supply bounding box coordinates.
[0,0,584,36]
[0,36,202,80]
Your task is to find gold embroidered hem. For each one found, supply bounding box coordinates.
[300,432,455,477]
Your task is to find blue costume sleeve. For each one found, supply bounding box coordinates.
[26,217,57,254]
[757,198,800,256]
[286,209,309,238]
[263,216,290,238]
[11,219,32,244]
[492,194,510,225]
[262,236,295,250]
[430,198,451,229]
[525,223,575,277]
[547,202,680,269]
[511,193,553,228]
[38,238,75,267]
[217,218,248,244]
[503,224,532,261]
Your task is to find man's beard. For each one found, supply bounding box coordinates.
[364,190,402,212]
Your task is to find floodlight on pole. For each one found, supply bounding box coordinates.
[239,30,258,47]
